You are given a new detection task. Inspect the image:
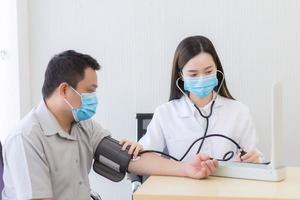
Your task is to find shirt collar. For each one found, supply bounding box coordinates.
[177,92,225,118]
[34,100,77,140]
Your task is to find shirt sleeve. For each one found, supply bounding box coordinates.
[2,133,53,200]
[89,120,112,155]
[139,108,166,151]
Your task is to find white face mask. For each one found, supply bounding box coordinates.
[183,73,218,97]
[176,70,225,98]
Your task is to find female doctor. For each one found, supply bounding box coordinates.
[139,35,262,164]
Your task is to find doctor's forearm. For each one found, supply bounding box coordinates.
[128,153,187,177]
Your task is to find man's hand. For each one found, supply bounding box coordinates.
[119,139,143,157]
[183,154,218,179]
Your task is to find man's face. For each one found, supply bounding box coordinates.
[64,67,98,109]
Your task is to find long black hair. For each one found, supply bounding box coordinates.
[169,35,234,101]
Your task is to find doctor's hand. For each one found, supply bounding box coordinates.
[183,154,218,179]
[240,149,262,163]
[119,139,143,157]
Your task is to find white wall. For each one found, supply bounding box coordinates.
[26,0,300,199]
[0,0,25,143]
[17,0,31,118]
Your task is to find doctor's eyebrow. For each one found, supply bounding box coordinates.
[187,69,199,73]
[187,65,214,73]
[204,65,214,71]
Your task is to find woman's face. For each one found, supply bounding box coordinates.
[181,52,217,78]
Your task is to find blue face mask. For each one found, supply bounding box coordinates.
[65,87,98,122]
[183,73,218,97]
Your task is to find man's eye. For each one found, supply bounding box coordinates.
[205,71,213,75]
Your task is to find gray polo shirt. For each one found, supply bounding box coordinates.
[2,100,111,200]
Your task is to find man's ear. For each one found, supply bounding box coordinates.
[58,82,69,98]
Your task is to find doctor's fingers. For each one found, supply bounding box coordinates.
[126,141,143,155]
[128,143,139,155]
[120,140,131,151]
[133,144,143,157]
[241,150,261,162]
[119,139,127,145]
[242,154,261,163]
[241,150,255,161]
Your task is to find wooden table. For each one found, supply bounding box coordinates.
[133,167,300,200]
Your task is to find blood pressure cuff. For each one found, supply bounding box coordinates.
[93,136,133,182]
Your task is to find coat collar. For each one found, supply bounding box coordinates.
[176,93,226,118]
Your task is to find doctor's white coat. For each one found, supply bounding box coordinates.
[139,95,258,162]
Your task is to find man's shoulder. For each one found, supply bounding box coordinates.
[4,109,44,147]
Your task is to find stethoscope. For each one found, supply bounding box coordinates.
[139,70,248,162]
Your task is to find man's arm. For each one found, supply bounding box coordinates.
[128,153,218,179]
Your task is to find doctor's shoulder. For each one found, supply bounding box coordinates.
[219,95,252,117]
[152,97,186,117]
